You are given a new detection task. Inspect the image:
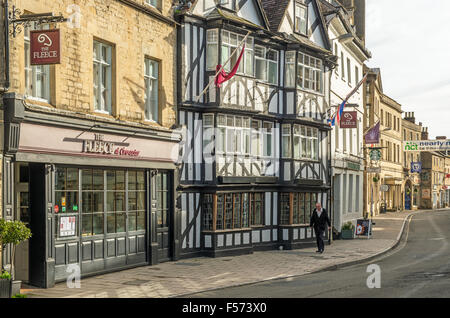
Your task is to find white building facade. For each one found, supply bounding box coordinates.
[319,0,371,232]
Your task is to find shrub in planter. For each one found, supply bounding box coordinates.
[0,219,32,298]
[341,221,355,239]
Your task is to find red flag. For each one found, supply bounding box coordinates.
[214,44,245,87]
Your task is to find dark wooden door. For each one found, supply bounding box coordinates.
[152,171,171,262]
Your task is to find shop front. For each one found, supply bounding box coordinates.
[2,94,181,288]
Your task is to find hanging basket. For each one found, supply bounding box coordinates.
[373,177,379,183]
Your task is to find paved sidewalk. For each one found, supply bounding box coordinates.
[22,209,428,298]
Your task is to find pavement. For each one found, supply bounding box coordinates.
[22,209,430,298]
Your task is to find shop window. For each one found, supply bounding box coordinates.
[250,193,264,226]
[128,171,146,231]
[280,193,291,225]
[106,170,126,233]
[24,23,51,102]
[55,167,80,238]
[203,194,214,231]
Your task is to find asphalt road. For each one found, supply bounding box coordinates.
[186,210,450,298]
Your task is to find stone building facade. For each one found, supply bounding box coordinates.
[402,112,423,210]
[0,0,181,287]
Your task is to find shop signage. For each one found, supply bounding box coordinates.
[410,162,422,173]
[446,174,450,178]
[347,162,360,171]
[340,111,357,129]
[60,216,76,237]
[380,185,389,192]
[369,149,382,161]
[82,134,140,157]
[404,139,450,152]
[443,186,448,190]
[422,189,431,199]
[356,219,371,237]
[367,167,381,173]
[30,29,61,65]
[54,205,59,213]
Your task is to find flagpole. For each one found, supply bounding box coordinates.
[195,30,252,103]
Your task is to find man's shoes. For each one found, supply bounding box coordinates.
[316,250,321,253]
[319,250,324,254]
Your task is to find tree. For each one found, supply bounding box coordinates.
[0,220,32,280]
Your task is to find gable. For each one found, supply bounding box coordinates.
[278,0,329,50]
[190,0,269,29]
[236,0,266,28]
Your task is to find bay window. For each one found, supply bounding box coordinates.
[280,192,318,225]
[206,29,219,70]
[255,45,267,81]
[282,124,292,158]
[255,46,278,85]
[263,122,273,157]
[285,51,296,87]
[297,52,322,93]
[292,125,320,160]
[221,30,254,76]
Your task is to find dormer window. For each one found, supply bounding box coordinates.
[295,1,308,36]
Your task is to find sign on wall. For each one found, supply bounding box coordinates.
[340,111,357,129]
[30,29,61,65]
[410,162,422,173]
[369,149,382,161]
[404,139,450,152]
[422,189,431,199]
[60,216,76,237]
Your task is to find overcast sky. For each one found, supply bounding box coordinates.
[365,0,450,139]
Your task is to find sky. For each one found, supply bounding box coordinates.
[365,0,450,139]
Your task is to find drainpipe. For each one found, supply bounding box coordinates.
[0,0,10,93]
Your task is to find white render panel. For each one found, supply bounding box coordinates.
[265,192,271,226]
[189,227,194,248]
[237,0,265,27]
[193,25,198,100]
[252,230,260,243]
[209,76,216,102]
[243,233,250,244]
[284,162,291,181]
[188,112,194,180]
[199,27,205,103]
[189,193,194,223]
[179,111,186,181]
[307,227,312,238]
[205,235,212,248]
[182,238,186,249]
[287,91,294,114]
[273,192,278,225]
[217,235,224,247]
[283,229,289,241]
[262,230,271,242]
[196,193,201,248]
[194,113,202,181]
[184,23,191,101]
[226,234,233,246]
[293,229,299,240]
[272,229,278,241]
[300,228,305,239]
[234,233,241,245]
[181,193,187,234]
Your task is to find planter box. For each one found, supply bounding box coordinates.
[0,279,22,298]
[341,229,355,239]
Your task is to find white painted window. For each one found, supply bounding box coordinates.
[297,52,322,93]
[285,51,296,87]
[355,65,359,86]
[146,0,161,9]
[263,122,273,157]
[221,30,254,76]
[93,40,112,114]
[202,114,214,155]
[217,115,226,153]
[294,1,308,36]
[251,120,262,157]
[24,24,50,102]
[282,124,291,158]
[334,43,339,76]
[254,46,278,84]
[243,118,251,155]
[144,58,159,122]
[341,52,345,80]
[206,29,219,70]
[347,57,352,85]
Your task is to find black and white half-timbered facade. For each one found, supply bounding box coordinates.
[175,0,335,258]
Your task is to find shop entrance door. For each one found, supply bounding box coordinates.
[152,171,172,262]
[14,164,30,283]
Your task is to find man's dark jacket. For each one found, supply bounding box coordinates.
[310,208,331,232]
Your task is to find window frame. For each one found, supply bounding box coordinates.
[93,40,113,114]
[294,1,308,36]
[144,57,159,122]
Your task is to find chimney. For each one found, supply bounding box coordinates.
[404,111,416,124]
[339,0,366,45]
[421,127,429,140]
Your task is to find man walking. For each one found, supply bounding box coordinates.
[310,202,331,254]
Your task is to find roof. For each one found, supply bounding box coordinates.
[260,0,290,32]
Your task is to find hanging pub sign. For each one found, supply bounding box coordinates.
[410,162,422,173]
[340,111,358,129]
[30,29,61,65]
